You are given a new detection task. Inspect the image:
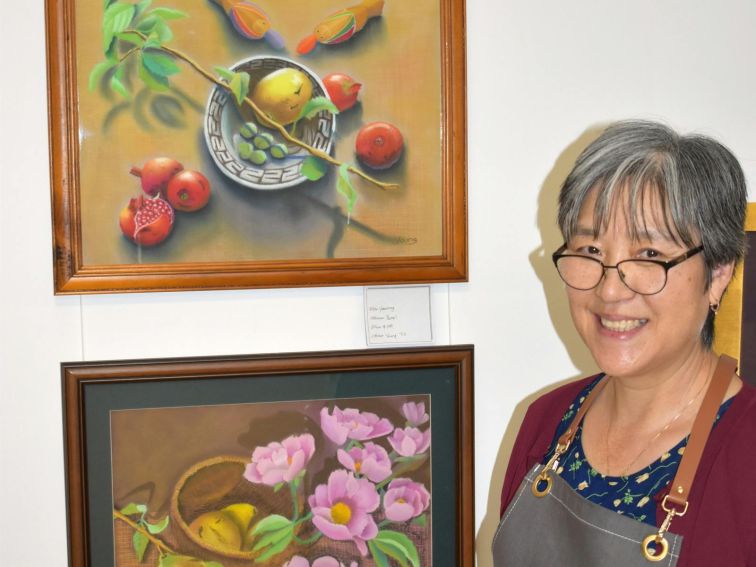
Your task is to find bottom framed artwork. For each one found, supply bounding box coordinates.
[62,346,474,567]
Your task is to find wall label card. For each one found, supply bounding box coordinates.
[364,285,433,346]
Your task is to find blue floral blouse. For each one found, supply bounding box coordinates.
[544,376,733,526]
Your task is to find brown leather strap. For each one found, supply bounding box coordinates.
[556,374,610,448]
[664,354,738,509]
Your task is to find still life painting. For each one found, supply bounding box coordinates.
[111,396,432,567]
[47,0,467,293]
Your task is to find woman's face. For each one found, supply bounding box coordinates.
[565,189,732,380]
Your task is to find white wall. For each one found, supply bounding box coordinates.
[1,1,755,565]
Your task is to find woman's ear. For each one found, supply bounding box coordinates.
[709,261,736,306]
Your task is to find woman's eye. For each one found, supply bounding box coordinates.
[575,245,600,256]
[639,249,661,259]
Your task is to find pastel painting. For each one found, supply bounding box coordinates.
[110,395,433,566]
[78,0,443,266]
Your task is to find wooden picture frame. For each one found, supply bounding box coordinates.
[714,202,756,384]
[46,0,467,294]
[62,345,474,566]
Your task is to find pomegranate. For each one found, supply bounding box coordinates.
[119,195,175,246]
[166,170,211,212]
[322,73,362,112]
[355,122,404,170]
[130,157,184,196]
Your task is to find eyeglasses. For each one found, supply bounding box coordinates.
[552,244,704,295]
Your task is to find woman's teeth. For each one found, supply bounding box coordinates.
[600,318,647,332]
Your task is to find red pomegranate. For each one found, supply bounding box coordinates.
[165,170,211,212]
[119,195,175,247]
[130,157,184,196]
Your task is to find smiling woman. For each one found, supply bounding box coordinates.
[494,121,756,567]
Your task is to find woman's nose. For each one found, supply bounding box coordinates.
[596,265,636,301]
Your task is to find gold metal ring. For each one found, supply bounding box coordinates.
[641,534,669,562]
[531,472,552,497]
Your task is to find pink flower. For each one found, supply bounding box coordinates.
[244,433,315,486]
[337,442,392,483]
[320,406,394,445]
[388,426,431,457]
[401,401,429,427]
[284,556,357,567]
[383,478,430,522]
[308,470,380,556]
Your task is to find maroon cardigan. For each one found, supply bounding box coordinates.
[499,375,756,566]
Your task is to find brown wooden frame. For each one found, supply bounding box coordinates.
[714,202,756,382]
[62,345,474,566]
[45,0,467,294]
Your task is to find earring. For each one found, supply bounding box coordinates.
[710,302,720,314]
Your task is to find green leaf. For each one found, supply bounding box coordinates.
[135,0,152,18]
[252,525,293,552]
[88,58,118,91]
[296,96,339,122]
[139,58,170,91]
[144,515,170,534]
[368,540,391,567]
[411,514,427,527]
[119,503,142,516]
[254,529,293,562]
[147,7,188,20]
[152,18,174,42]
[229,72,251,106]
[132,530,149,562]
[214,66,235,82]
[142,49,180,77]
[337,163,358,217]
[301,156,328,181]
[102,2,136,53]
[250,514,291,535]
[110,66,131,99]
[273,482,285,493]
[158,555,205,567]
[373,530,420,567]
[203,562,224,567]
[115,31,145,46]
[136,14,172,42]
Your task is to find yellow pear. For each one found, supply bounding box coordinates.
[188,511,242,552]
[221,503,256,534]
[251,68,313,125]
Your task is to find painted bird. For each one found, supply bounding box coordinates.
[210,0,285,50]
[296,0,385,55]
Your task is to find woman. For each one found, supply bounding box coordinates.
[494,121,756,566]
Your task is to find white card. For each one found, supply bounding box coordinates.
[364,285,433,346]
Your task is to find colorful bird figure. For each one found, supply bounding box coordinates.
[210,0,285,50]
[296,0,385,55]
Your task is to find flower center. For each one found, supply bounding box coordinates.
[397,498,406,504]
[330,501,352,525]
[354,460,362,472]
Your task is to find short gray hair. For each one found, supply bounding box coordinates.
[557,120,747,347]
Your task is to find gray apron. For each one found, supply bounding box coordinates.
[492,355,737,567]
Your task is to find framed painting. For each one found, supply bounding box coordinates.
[46,0,467,294]
[62,345,474,566]
[714,202,756,384]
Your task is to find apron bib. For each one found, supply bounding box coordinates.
[492,355,737,567]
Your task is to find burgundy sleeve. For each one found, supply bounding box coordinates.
[499,403,539,517]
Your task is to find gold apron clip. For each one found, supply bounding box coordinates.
[641,495,688,562]
[531,441,569,498]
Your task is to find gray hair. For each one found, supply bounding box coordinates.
[557,120,747,347]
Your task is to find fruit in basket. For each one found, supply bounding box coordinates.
[165,170,211,212]
[130,157,184,196]
[355,122,404,169]
[322,73,361,111]
[222,503,257,534]
[119,195,175,246]
[251,68,313,125]
[189,510,243,552]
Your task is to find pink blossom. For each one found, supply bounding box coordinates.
[244,433,315,486]
[284,556,357,567]
[388,426,431,457]
[320,406,394,445]
[308,470,380,556]
[337,442,392,483]
[401,401,429,427]
[383,478,430,522]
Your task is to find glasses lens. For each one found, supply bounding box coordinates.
[555,256,604,290]
[618,261,667,295]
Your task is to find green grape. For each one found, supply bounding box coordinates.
[249,149,268,165]
[270,143,288,159]
[253,133,274,150]
[240,122,258,139]
[237,140,254,160]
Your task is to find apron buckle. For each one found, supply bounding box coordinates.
[531,441,570,498]
[641,495,688,562]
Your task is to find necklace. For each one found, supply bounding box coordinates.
[605,369,711,477]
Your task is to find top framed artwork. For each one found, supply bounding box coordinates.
[714,202,756,384]
[46,0,467,294]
